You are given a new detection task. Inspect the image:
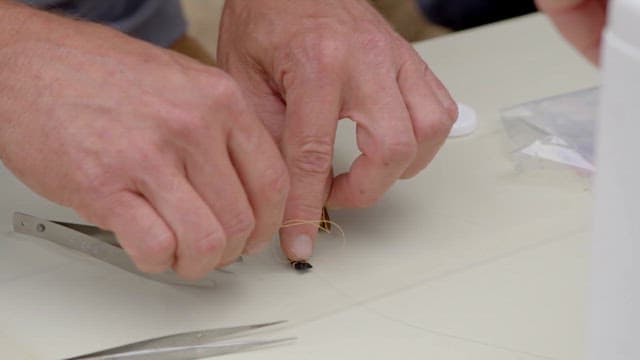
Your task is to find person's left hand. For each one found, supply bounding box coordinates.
[218,0,457,261]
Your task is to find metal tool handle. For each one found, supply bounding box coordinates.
[12,212,216,287]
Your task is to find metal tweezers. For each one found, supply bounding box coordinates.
[11,213,296,358]
[65,321,295,359]
[12,212,222,287]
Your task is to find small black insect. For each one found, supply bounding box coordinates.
[290,260,313,271]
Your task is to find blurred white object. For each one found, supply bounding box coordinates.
[449,102,477,137]
[591,0,640,359]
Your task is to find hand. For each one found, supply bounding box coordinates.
[536,0,608,64]
[0,4,289,280]
[218,0,457,261]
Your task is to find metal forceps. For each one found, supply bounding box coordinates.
[12,212,222,287]
[65,321,295,359]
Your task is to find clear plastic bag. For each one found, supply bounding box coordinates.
[501,88,598,174]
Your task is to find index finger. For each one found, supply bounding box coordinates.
[279,77,341,261]
[326,78,417,210]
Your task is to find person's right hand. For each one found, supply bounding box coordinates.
[535,0,608,64]
[0,4,289,280]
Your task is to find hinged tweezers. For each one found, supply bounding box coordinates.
[66,321,295,359]
[12,212,220,287]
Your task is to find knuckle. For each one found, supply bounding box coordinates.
[192,229,226,257]
[414,111,455,143]
[290,136,334,175]
[135,235,175,272]
[221,210,255,242]
[444,101,459,124]
[379,136,417,166]
[74,165,119,201]
[261,163,290,201]
[300,34,347,73]
[203,71,243,105]
[142,234,176,260]
[128,141,163,168]
[165,107,209,139]
[75,168,107,194]
[359,30,392,54]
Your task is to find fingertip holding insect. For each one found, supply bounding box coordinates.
[282,208,337,272]
[290,260,313,272]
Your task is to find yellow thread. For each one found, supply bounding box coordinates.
[268,219,347,265]
[282,219,346,247]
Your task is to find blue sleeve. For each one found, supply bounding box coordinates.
[417,0,536,31]
[20,0,187,47]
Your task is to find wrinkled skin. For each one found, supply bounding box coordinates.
[218,0,458,260]
[0,4,289,280]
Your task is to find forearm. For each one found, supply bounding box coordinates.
[0,1,38,158]
[0,1,45,46]
[0,1,142,159]
[0,2,89,160]
[0,0,106,49]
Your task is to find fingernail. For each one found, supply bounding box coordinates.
[289,234,313,260]
[244,241,269,255]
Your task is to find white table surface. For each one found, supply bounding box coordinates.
[0,14,598,360]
